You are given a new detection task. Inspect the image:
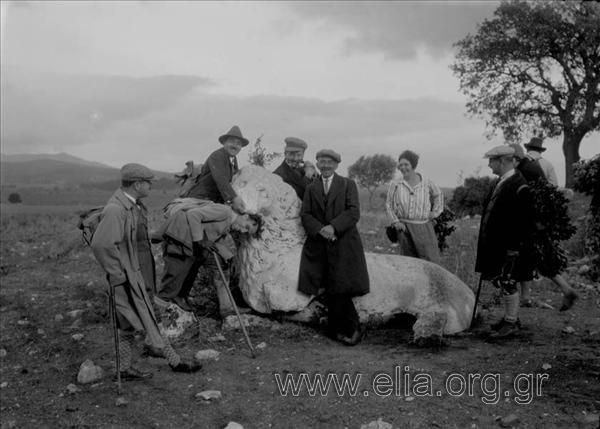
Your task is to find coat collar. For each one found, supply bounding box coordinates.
[114,188,136,211]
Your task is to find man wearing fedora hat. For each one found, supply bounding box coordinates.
[273,136,316,200]
[524,137,558,186]
[475,146,536,339]
[91,163,201,379]
[298,149,370,346]
[183,125,249,214]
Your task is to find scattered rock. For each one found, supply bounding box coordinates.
[54,314,64,322]
[0,382,8,388]
[405,396,415,402]
[541,363,552,370]
[77,359,104,384]
[223,314,273,330]
[256,342,267,350]
[196,390,222,401]
[223,423,244,429]
[17,319,30,326]
[115,397,128,407]
[562,326,575,334]
[208,334,226,342]
[582,413,599,425]
[195,349,220,361]
[72,333,84,341]
[360,418,393,429]
[538,303,555,310]
[499,414,519,427]
[0,348,7,358]
[66,383,81,394]
[578,265,590,275]
[1,420,17,429]
[67,309,85,318]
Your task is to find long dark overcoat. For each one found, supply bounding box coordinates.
[273,161,311,200]
[475,171,535,281]
[298,174,370,296]
[184,147,238,203]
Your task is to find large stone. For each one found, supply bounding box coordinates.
[360,419,393,429]
[233,166,474,339]
[154,300,197,339]
[77,359,103,384]
[195,349,220,361]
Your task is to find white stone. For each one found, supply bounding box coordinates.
[54,314,64,322]
[562,326,575,334]
[224,423,244,429]
[0,382,8,388]
[256,342,267,349]
[196,390,222,401]
[66,383,81,394]
[541,363,552,370]
[72,334,84,341]
[155,301,197,339]
[0,348,6,358]
[195,349,221,361]
[360,418,393,429]
[67,309,85,318]
[77,360,104,384]
[115,397,128,407]
[500,414,519,427]
[233,166,475,340]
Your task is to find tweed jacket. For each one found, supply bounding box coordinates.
[184,147,238,203]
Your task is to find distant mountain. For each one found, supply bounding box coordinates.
[0,153,175,186]
[0,152,112,169]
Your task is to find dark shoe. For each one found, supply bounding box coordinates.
[560,291,578,312]
[172,296,193,312]
[142,344,165,358]
[170,358,202,373]
[491,318,521,331]
[117,367,153,381]
[489,320,521,339]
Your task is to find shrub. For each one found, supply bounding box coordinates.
[8,192,22,204]
[247,134,280,167]
[448,176,495,216]
[573,155,600,280]
[433,208,456,252]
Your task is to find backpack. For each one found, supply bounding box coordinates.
[77,206,104,245]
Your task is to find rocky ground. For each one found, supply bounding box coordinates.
[1,213,599,429]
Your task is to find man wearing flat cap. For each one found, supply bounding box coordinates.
[91,163,201,379]
[298,149,370,346]
[524,137,558,186]
[182,125,249,214]
[475,146,536,338]
[273,136,317,200]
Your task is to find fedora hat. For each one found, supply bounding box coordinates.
[219,125,249,147]
[524,137,546,152]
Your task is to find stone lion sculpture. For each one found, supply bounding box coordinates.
[232,165,474,339]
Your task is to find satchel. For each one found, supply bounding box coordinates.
[385,225,398,243]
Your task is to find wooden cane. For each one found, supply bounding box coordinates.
[470,275,484,329]
[212,252,256,358]
[108,283,122,394]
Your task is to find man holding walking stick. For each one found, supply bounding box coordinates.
[474,146,536,339]
[91,163,201,381]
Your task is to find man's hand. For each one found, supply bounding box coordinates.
[231,196,246,214]
[393,221,407,232]
[197,239,218,253]
[319,225,336,241]
[304,161,317,179]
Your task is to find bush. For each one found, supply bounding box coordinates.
[448,176,495,216]
[573,155,600,280]
[8,192,22,204]
[433,208,456,252]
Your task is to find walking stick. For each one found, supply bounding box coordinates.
[212,252,256,358]
[108,283,122,394]
[470,275,484,329]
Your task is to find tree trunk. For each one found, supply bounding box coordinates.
[562,133,582,188]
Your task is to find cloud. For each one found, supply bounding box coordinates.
[289,2,499,59]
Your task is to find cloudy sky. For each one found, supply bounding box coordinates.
[1,1,597,186]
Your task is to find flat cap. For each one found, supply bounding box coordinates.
[121,163,155,181]
[316,149,341,163]
[284,137,308,152]
[508,143,525,159]
[483,145,515,159]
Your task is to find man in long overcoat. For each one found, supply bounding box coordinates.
[475,146,535,338]
[91,164,201,379]
[273,137,316,200]
[298,149,369,345]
